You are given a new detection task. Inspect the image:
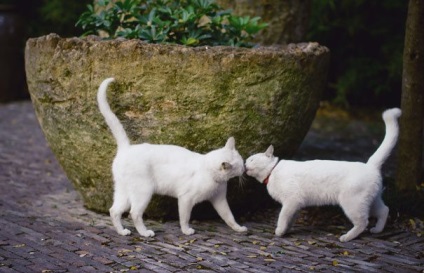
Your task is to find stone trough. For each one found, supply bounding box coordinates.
[25,34,329,218]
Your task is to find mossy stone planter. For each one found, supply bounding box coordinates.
[25,34,329,218]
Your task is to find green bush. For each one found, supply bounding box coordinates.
[76,0,267,47]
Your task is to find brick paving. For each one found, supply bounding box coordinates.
[0,101,423,272]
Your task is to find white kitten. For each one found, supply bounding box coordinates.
[97,78,247,237]
[245,108,401,242]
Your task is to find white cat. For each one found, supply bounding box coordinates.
[97,78,247,237]
[245,108,401,242]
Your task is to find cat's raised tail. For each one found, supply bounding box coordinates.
[97,78,130,150]
[366,108,401,169]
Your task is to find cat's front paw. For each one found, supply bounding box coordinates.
[275,227,285,237]
[182,228,195,235]
[234,225,248,233]
[370,227,383,234]
[339,234,351,242]
[118,229,131,236]
[140,230,155,238]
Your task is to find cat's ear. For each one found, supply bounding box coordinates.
[265,145,274,157]
[224,137,235,150]
[221,162,232,170]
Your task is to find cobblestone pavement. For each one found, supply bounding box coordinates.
[1,102,423,272]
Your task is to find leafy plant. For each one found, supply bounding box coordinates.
[76,0,267,47]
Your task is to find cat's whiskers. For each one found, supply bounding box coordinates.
[238,174,249,192]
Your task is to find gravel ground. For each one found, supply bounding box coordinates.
[0,101,423,272]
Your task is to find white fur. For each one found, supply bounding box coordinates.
[97,78,247,237]
[245,108,401,242]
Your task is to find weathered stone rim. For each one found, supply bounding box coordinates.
[26,33,329,58]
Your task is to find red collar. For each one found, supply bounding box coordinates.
[263,175,271,185]
[263,163,278,186]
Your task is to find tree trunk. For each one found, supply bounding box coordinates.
[396,0,424,191]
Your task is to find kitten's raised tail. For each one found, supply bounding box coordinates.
[97,78,130,149]
[366,108,401,169]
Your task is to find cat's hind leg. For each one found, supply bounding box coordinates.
[340,199,369,242]
[178,198,195,235]
[109,189,131,236]
[129,184,155,237]
[369,194,389,234]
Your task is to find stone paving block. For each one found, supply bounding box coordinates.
[0,266,22,273]
[78,265,98,272]
[54,241,80,253]
[142,259,176,273]
[353,264,384,273]
[402,235,424,247]
[241,260,277,272]
[48,252,87,268]
[135,244,165,257]
[152,241,185,255]
[3,264,30,273]
[379,252,423,266]
[382,265,422,273]
[197,260,228,272]
[0,248,22,261]
[0,257,32,268]
[92,256,114,265]
[226,259,250,269]
[75,229,111,245]
[138,269,156,273]
[205,253,232,267]
[25,261,66,273]
[343,257,384,268]
[160,254,189,268]
[2,245,36,261]
[12,238,55,257]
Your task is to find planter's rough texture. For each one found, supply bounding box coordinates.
[25,34,329,218]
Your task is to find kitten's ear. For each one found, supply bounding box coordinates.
[265,145,274,157]
[221,162,232,170]
[224,137,235,150]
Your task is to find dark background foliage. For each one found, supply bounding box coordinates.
[307,0,407,107]
[10,0,92,37]
[6,0,408,107]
